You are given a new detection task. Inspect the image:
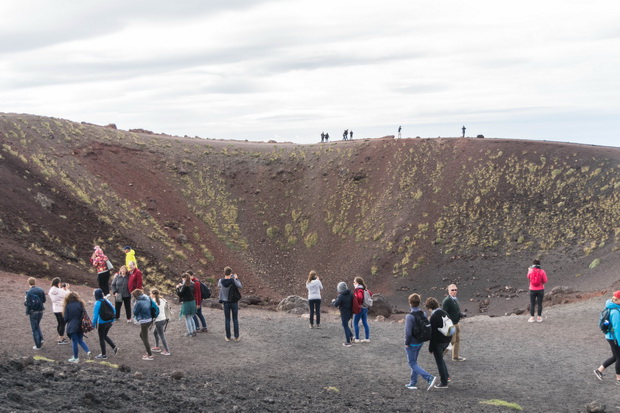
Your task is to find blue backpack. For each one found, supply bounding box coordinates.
[150,298,160,319]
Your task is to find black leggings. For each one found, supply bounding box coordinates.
[97,322,116,356]
[54,312,66,337]
[529,289,544,316]
[308,299,321,326]
[115,297,132,320]
[140,322,152,356]
[603,339,620,375]
[97,271,111,295]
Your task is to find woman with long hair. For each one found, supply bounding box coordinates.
[49,277,70,344]
[306,270,323,329]
[132,289,155,360]
[151,289,171,355]
[176,273,197,337]
[353,276,371,343]
[63,291,93,363]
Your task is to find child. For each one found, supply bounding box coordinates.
[331,282,354,346]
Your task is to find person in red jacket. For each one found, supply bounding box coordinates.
[527,259,548,323]
[128,261,143,293]
[189,271,208,332]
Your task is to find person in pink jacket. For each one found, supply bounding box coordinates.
[527,259,548,323]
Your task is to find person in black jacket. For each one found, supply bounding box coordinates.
[25,277,46,350]
[63,292,93,363]
[332,282,354,346]
[425,297,452,389]
[441,284,466,361]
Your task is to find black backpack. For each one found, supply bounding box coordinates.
[411,311,432,342]
[228,282,242,303]
[200,282,211,299]
[25,289,43,314]
[99,299,115,322]
[599,307,618,334]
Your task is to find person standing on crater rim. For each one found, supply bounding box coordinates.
[462,125,466,137]
[25,277,46,350]
[398,126,402,138]
[442,284,466,362]
[527,259,548,323]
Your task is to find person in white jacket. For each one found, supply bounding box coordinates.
[306,270,324,329]
[48,278,70,344]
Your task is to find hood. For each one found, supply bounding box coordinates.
[137,294,150,302]
[340,289,352,296]
[94,289,104,300]
[605,299,620,310]
[337,282,348,293]
[221,278,235,288]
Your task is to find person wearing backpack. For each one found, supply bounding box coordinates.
[63,291,93,363]
[442,284,466,362]
[92,288,118,360]
[132,289,155,361]
[189,271,208,333]
[150,289,171,356]
[425,297,452,389]
[25,277,46,350]
[331,282,355,347]
[177,273,198,337]
[218,267,243,342]
[593,291,620,384]
[353,277,372,343]
[527,259,548,323]
[306,270,323,329]
[404,293,437,390]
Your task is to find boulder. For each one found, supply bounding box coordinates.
[368,294,393,318]
[585,400,606,413]
[276,295,308,313]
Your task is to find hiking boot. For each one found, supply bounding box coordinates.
[68,357,79,363]
[113,347,119,356]
[452,357,466,362]
[528,316,536,323]
[405,384,418,390]
[161,351,171,356]
[343,342,352,347]
[593,369,603,381]
[87,352,94,360]
[435,383,449,389]
[427,376,437,391]
[536,316,543,322]
[151,347,162,353]
[142,354,154,361]
[95,354,107,360]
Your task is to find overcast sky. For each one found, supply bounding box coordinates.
[1,1,619,147]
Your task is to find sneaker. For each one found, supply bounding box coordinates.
[95,354,107,360]
[225,337,231,342]
[105,294,111,299]
[201,328,208,333]
[234,337,240,342]
[537,316,543,322]
[616,380,620,386]
[151,347,162,353]
[113,347,119,356]
[353,339,361,343]
[405,383,418,390]
[32,346,42,351]
[452,357,466,361]
[427,376,437,391]
[68,357,79,363]
[343,342,352,347]
[528,316,536,323]
[315,325,321,329]
[593,369,603,381]
[142,354,154,361]
[309,325,314,329]
[126,319,132,323]
[87,352,94,360]
[361,339,371,343]
[435,383,449,389]
[57,339,68,345]
[161,351,171,356]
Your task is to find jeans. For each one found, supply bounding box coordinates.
[153,320,170,352]
[354,307,370,339]
[183,314,196,335]
[603,338,620,374]
[432,342,450,385]
[193,305,207,329]
[97,271,111,295]
[140,322,152,356]
[97,322,116,356]
[70,332,89,359]
[529,289,544,316]
[54,312,66,337]
[405,344,433,386]
[223,302,239,339]
[115,296,132,320]
[308,299,321,326]
[29,311,44,348]
[340,315,353,343]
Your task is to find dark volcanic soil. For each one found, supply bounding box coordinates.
[1,271,620,412]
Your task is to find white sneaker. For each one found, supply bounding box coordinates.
[360,339,371,343]
[536,316,543,322]
[528,316,536,323]
[68,357,79,363]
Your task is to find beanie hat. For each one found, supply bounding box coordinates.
[614,291,620,300]
[337,282,347,293]
[94,289,104,300]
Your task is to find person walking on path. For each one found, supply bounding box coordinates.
[594,291,620,384]
[111,265,132,322]
[218,267,243,341]
[132,289,154,360]
[190,271,208,333]
[527,259,548,322]
[442,284,466,361]
[332,282,354,346]
[150,289,171,356]
[127,261,143,293]
[425,297,451,389]
[306,270,323,328]
[404,293,437,390]
[25,277,46,350]
[123,246,137,268]
[353,277,372,343]
[91,246,111,296]
[63,291,93,363]
[177,273,197,337]
[48,277,69,345]
[92,288,118,360]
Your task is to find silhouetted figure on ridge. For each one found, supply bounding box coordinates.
[398,126,402,138]
[462,126,466,138]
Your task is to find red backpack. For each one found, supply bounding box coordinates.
[530,268,543,288]
[351,293,361,314]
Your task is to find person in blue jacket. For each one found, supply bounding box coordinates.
[92,289,118,359]
[24,277,46,350]
[132,289,154,360]
[594,290,620,384]
[404,293,437,390]
[63,291,93,363]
